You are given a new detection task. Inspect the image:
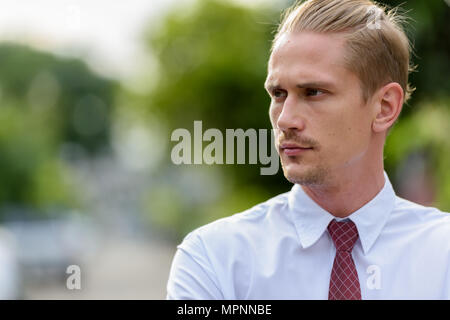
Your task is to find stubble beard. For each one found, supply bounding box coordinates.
[281,157,330,186]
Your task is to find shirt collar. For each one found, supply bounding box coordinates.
[288,171,396,255]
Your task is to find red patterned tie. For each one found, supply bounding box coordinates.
[327,219,361,300]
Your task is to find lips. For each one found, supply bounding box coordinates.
[279,143,313,156]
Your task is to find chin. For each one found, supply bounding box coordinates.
[282,163,328,186]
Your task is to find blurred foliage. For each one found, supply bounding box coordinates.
[385,99,450,209]
[141,0,450,241]
[141,0,286,240]
[389,0,450,105]
[0,44,116,153]
[0,44,116,219]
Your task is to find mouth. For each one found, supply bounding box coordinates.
[279,143,313,156]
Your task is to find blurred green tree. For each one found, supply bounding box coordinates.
[0,44,116,219]
[142,0,287,240]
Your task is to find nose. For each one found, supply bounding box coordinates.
[276,95,306,132]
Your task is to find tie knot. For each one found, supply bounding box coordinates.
[328,220,359,252]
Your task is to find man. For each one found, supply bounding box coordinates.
[166,0,450,299]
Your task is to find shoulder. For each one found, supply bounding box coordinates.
[178,190,291,255]
[202,190,289,231]
[393,196,450,221]
[169,191,291,299]
[390,196,450,239]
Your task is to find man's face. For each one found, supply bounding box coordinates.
[266,32,375,186]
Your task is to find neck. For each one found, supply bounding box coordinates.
[301,157,385,218]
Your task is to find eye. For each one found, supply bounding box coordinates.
[272,89,287,99]
[305,88,324,97]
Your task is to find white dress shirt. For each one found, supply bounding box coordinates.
[166,172,450,299]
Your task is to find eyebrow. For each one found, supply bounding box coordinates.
[264,81,336,91]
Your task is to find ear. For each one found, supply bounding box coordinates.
[372,82,404,133]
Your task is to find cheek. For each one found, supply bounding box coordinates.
[325,112,371,158]
[316,112,363,154]
[269,104,280,127]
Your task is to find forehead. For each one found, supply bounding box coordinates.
[266,32,351,87]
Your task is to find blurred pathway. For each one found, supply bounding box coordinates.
[24,236,176,299]
[21,151,179,299]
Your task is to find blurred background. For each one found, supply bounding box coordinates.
[0,0,448,299]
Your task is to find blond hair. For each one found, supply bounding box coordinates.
[273,0,415,104]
